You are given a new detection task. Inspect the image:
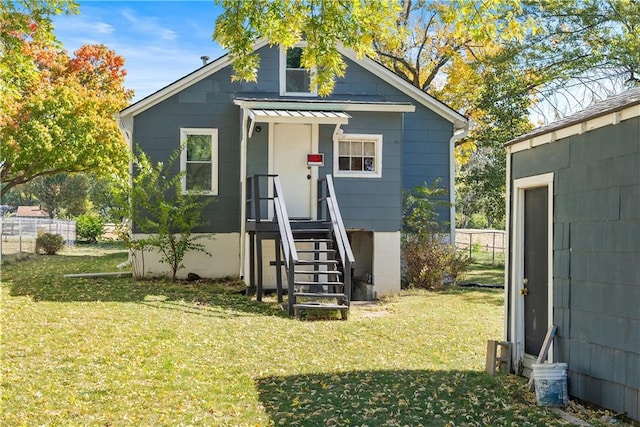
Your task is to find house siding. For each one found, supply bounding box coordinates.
[318,112,403,232]
[331,55,454,223]
[509,116,640,421]
[131,44,454,234]
[132,66,241,234]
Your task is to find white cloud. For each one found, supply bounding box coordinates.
[120,8,177,41]
[94,22,115,35]
[53,1,225,102]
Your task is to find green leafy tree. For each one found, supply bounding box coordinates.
[24,173,89,218]
[370,0,536,227]
[116,147,215,281]
[453,50,534,228]
[87,174,120,220]
[1,1,133,196]
[403,180,448,235]
[402,182,470,289]
[1,184,38,207]
[513,0,640,116]
[213,0,400,96]
[374,0,639,228]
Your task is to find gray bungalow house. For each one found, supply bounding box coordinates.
[117,41,467,311]
[505,87,640,421]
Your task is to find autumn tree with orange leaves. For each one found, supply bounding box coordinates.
[0,1,133,197]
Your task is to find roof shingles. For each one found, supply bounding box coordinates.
[507,86,640,146]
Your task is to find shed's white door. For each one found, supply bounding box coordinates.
[272,123,313,218]
[511,173,554,373]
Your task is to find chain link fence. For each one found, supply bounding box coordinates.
[0,218,76,256]
[455,228,505,264]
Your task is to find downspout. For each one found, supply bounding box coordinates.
[448,120,472,243]
[239,107,249,281]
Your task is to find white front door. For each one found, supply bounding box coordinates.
[271,123,316,219]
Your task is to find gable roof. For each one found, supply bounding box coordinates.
[119,41,467,130]
[507,87,640,151]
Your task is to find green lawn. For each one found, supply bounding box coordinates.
[0,246,577,426]
[459,249,505,286]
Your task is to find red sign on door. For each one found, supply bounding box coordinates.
[307,153,324,166]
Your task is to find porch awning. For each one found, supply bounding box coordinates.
[248,109,350,125]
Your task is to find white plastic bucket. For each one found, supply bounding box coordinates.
[532,363,568,407]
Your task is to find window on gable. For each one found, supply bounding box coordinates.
[180,128,218,195]
[280,44,316,96]
[334,133,382,178]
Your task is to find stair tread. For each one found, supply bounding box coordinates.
[293,302,348,310]
[294,270,341,275]
[294,292,347,298]
[295,238,333,242]
[296,260,338,265]
[295,281,344,286]
[297,249,335,253]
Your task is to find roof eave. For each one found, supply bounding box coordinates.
[119,39,467,129]
[234,98,415,113]
[506,101,640,152]
[119,39,270,119]
[337,46,468,130]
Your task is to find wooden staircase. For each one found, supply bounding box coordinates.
[246,175,354,319]
[289,220,349,319]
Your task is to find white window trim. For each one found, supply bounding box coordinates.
[179,128,218,195]
[333,133,383,178]
[279,42,317,97]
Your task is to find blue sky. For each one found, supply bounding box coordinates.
[53,1,226,102]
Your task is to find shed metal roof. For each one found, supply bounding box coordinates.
[248,109,350,124]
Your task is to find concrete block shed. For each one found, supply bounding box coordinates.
[505,87,640,421]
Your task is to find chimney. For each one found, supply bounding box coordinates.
[200,55,210,66]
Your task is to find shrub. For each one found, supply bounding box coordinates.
[112,146,214,281]
[76,213,105,243]
[35,232,65,255]
[402,233,471,290]
[402,182,471,290]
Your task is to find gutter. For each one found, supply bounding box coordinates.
[448,120,472,243]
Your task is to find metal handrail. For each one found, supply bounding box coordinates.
[272,176,298,265]
[246,174,278,222]
[248,173,353,313]
[323,175,355,264]
[319,175,355,303]
[272,176,299,315]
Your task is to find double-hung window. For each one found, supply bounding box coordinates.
[334,133,383,178]
[280,43,316,96]
[180,128,218,195]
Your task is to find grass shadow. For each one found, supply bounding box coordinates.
[460,257,505,286]
[3,252,284,318]
[255,369,560,426]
